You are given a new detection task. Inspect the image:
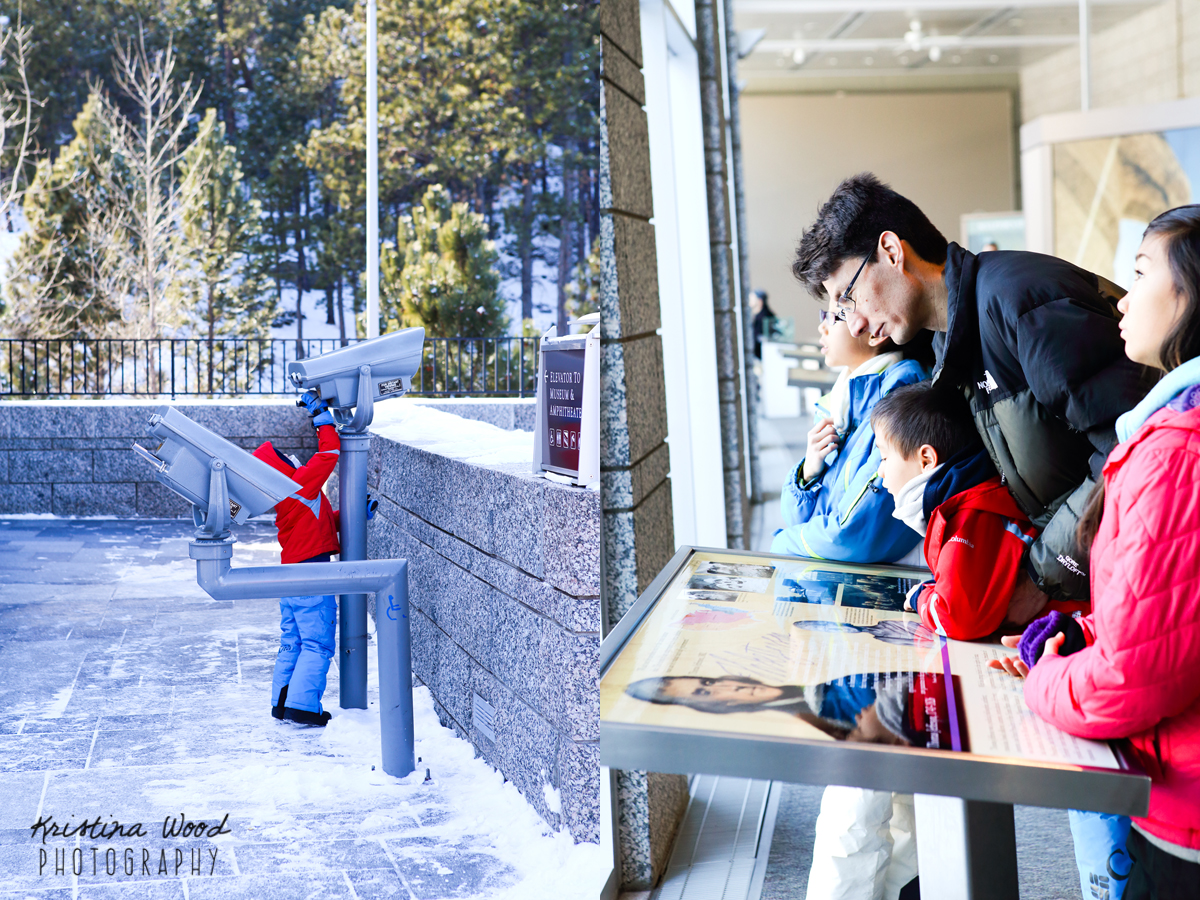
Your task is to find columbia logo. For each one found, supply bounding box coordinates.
[949,536,975,549]
[1057,554,1086,576]
[976,370,999,393]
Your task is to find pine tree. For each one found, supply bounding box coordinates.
[174,108,275,391]
[2,93,124,339]
[381,184,506,339]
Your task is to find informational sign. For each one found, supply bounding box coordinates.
[542,347,586,473]
[601,549,1122,770]
[533,321,599,486]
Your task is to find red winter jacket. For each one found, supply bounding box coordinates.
[252,424,341,564]
[916,477,1040,641]
[1025,405,1200,850]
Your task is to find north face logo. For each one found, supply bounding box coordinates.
[976,370,999,393]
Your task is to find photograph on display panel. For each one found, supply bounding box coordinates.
[600,549,1123,770]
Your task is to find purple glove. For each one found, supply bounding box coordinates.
[1018,610,1086,670]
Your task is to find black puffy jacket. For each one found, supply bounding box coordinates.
[933,243,1157,601]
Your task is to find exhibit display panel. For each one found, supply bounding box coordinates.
[600,547,1149,817]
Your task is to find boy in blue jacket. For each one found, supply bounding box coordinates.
[774,304,930,900]
[772,305,929,565]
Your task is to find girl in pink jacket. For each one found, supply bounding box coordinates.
[992,205,1200,898]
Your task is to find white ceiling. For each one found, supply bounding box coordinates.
[734,0,1157,86]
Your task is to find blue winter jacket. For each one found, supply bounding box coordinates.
[772,358,928,562]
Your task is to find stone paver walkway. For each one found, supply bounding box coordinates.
[0,518,587,900]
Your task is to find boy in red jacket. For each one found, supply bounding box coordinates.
[252,389,341,726]
[870,382,1079,640]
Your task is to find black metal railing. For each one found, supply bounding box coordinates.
[0,336,540,399]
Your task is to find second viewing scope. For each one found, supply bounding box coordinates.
[287,327,425,411]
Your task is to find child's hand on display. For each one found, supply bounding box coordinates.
[988,632,1064,678]
[803,418,839,481]
[988,635,1030,678]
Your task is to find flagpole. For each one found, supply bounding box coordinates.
[366,0,380,338]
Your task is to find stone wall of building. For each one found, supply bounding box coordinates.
[599,0,691,890]
[364,432,601,844]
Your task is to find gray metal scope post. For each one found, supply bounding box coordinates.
[286,327,425,712]
[131,327,425,778]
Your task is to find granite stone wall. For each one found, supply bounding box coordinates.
[363,432,601,844]
[0,400,317,517]
[599,0,691,889]
[0,398,536,518]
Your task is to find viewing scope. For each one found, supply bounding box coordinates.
[132,407,299,534]
[287,327,424,428]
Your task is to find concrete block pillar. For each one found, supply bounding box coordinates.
[599,0,690,889]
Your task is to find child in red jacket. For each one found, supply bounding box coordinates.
[870,382,1078,641]
[252,389,341,726]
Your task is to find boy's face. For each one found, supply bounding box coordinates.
[875,429,931,497]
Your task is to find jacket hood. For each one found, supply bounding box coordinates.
[923,442,997,518]
[848,357,928,427]
[253,441,297,476]
[932,473,1027,522]
[1106,404,1200,474]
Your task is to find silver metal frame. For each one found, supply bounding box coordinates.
[600,545,1150,818]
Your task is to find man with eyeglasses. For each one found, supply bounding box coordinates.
[793,172,1155,605]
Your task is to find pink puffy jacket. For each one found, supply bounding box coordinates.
[1024,404,1200,850]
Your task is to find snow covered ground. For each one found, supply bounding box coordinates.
[0,518,607,899]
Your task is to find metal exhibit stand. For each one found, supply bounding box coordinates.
[600,546,1152,900]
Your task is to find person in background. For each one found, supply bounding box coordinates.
[991,206,1200,900]
[980,241,999,252]
[771,299,931,564]
[751,288,775,360]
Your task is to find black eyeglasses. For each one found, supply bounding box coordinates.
[834,256,870,321]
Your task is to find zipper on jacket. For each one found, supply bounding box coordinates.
[839,478,877,526]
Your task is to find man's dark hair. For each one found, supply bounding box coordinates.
[793,173,949,298]
[871,381,979,460]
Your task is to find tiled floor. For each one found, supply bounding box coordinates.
[0,518,553,899]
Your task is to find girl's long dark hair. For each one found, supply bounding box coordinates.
[1077,205,1200,553]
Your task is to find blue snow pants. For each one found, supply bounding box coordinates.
[271,554,337,714]
[1069,809,1132,900]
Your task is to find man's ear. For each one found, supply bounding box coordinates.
[879,231,906,271]
[917,443,939,471]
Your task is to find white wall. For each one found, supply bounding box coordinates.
[739,91,1017,339]
[641,0,729,548]
[1020,0,1200,124]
